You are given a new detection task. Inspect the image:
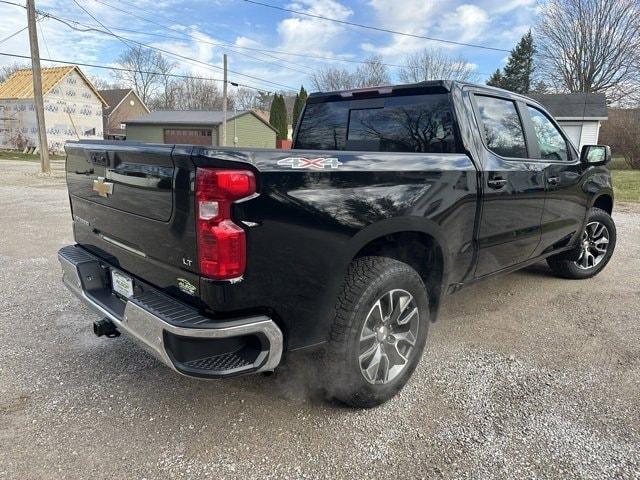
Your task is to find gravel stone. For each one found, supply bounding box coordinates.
[1,160,639,479]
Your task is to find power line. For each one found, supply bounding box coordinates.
[90,0,314,75]
[0,51,274,91]
[0,26,27,45]
[41,9,297,91]
[241,0,510,53]
[55,13,312,76]
[1,0,297,91]
[89,0,407,69]
[37,17,51,59]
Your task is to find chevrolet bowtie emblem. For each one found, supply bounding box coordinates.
[93,177,114,198]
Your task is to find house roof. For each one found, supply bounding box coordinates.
[126,109,277,132]
[0,66,108,106]
[99,88,149,115]
[528,93,608,120]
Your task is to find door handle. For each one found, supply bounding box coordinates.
[487,177,507,189]
[547,176,560,186]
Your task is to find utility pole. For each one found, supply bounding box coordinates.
[26,0,50,173]
[222,53,227,147]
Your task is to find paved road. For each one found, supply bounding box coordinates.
[1,160,639,479]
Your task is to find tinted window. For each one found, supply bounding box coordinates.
[295,94,459,153]
[527,106,569,161]
[295,102,348,150]
[475,96,527,158]
[346,95,458,153]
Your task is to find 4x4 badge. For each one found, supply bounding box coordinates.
[277,157,342,170]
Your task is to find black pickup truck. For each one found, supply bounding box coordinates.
[58,81,615,407]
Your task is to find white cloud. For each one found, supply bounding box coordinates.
[439,4,489,44]
[276,0,353,56]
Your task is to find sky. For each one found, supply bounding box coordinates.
[0,0,539,94]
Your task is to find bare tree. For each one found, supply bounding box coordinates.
[310,55,390,91]
[536,0,640,104]
[155,55,177,109]
[88,75,124,90]
[113,46,170,103]
[399,49,479,83]
[0,62,28,83]
[233,88,262,110]
[599,108,640,168]
[169,77,234,111]
[310,66,354,91]
[353,55,390,87]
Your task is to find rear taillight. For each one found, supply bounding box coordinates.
[195,168,256,279]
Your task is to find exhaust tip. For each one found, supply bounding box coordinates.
[93,318,120,338]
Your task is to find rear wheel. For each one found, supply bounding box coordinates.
[324,256,430,408]
[547,207,616,279]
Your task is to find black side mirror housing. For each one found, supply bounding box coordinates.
[581,145,611,166]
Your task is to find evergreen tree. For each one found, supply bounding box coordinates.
[485,31,535,94]
[277,94,288,140]
[502,31,535,93]
[291,85,308,129]
[269,93,279,131]
[486,69,505,89]
[269,94,288,140]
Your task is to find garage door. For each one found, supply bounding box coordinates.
[163,128,213,145]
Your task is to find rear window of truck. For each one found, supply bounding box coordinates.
[295,94,460,153]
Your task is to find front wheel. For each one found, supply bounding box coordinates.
[323,256,430,408]
[547,207,616,279]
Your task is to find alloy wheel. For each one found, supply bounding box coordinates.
[358,289,419,385]
[575,221,610,270]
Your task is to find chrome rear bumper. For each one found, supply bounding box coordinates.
[58,245,283,378]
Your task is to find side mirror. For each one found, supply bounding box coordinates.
[580,145,611,166]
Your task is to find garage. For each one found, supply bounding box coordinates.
[125,110,277,148]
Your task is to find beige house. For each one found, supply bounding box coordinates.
[99,88,149,140]
[126,110,277,148]
[0,66,107,152]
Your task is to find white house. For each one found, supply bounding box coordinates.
[530,93,608,150]
[0,66,107,152]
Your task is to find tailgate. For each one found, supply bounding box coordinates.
[65,141,200,303]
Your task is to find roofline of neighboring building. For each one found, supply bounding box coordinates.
[0,65,108,107]
[49,66,108,107]
[126,110,277,133]
[106,89,150,116]
[555,116,608,121]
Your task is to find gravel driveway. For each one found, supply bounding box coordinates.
[1,160,639,479]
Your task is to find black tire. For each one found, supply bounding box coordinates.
[547,207,616,279]
[324,256,430,408]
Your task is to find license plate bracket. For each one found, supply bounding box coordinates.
[111,269,134,299]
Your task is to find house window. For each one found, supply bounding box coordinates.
[84,128,96,136]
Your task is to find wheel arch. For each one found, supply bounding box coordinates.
[344,218,450,320]
[591,192,613,214]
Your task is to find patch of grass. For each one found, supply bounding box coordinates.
[609,157,633,170]
[612,170,640,203]
[0,150,65,162]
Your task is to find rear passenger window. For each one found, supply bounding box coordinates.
[346,95,458,153]
[295,94,460,153]
[527,106,569,161]
[475,96,527,158]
